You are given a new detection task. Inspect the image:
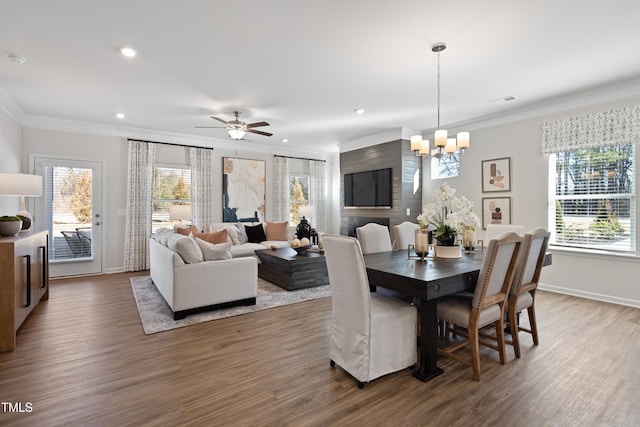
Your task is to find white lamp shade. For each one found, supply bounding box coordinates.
[419,139,430,155]
[0,173,43,196]
[298,206,315,221]
[457,131,470,149]
[169,204,192,221]
[410,135,423,151]
[445,138,457,153]
[228,129,246,140]
[434,129,447,147]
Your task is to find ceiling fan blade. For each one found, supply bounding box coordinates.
[246,121,270,128]
[247,129,273,137]
[210,116,229,125]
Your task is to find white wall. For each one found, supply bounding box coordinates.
[0,107,22,215]
[422,96,640,308]
[20,127,335,273]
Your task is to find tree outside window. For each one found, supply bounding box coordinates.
[289,175,309,224]
[152,166,191,232]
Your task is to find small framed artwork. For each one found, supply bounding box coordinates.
[481,157,511,192]
[482,197,511,229]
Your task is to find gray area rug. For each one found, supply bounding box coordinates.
[130,276,331,335]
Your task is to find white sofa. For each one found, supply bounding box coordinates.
[207,222,296,258]
[149,234,258,320]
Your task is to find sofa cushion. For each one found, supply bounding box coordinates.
[154,228,174,245]
[193,229,228,244]
[195,238,232,261]
[266,221,288,241]
[166,233,203,264]
[230,242,266,258]
[175,224,199,236]
[245,223,267,243]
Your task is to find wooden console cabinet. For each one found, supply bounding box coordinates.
[0,230,49,352]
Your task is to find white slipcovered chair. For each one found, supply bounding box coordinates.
[393,221,419,251]
[323,235,417,388]
[355,223,392,254]
[507,227,550,358]
[437,232,522,381]
[484,224,525,244]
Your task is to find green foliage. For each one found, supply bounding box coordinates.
[0,215,21,222]
[289,176,308,224]
[590,199,624,240]
[70,169,93,223]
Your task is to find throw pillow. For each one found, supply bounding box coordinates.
[244,223,266,243]
[166,233,203,264]
[154,228,173,245]
[266,221,288,241]
[195,238,232,261]
[193,229,229,244]
[235,223,248,244]
[175,224,199,236]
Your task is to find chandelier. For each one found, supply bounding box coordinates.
[411,42,470,158]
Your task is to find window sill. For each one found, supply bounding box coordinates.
[549,245,640,262]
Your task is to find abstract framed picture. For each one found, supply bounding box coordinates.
[222,157,265,222]
[481,157,511,192]
[482,197,511,230]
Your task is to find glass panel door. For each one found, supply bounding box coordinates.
[33,157,102,277]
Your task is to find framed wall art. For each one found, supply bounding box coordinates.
[481,157,511,192]
[482,197,511,229]
[222,157,265,222]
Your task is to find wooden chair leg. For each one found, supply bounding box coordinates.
[528,304,539,346]
[508,308,521,358]
[495,319,507,365]
[469,328,481,381]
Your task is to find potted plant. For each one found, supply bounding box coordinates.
[0,215,23,237]
[417,183,480,258]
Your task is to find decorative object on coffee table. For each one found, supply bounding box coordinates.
[296,216,311,239]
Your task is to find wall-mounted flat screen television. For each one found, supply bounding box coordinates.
[344,168,392,208]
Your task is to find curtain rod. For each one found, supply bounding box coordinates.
[127,138,214,151]
[274,154,326,163]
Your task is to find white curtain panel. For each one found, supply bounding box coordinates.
[309,159,326,233]
[541,104,640,153]
[190,147,213,230]
[272,156,290,222]
[124,140,157,271]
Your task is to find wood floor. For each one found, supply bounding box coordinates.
[1,272,639,426]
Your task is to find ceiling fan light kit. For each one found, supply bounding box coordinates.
[411,42,470,159]
[196,111,272,141]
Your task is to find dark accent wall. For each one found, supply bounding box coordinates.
[339,139,422,239]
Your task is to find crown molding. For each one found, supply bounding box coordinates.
[0,85,24,122]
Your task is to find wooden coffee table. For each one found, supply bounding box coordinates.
[256,247,329,291]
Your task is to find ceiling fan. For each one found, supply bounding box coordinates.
[196,111,272,140]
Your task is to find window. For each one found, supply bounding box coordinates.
[549,144,635,252]
[289,175,309,224]
[431,150,460,179]
[152,166,191,232]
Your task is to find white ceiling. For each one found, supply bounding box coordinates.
[2,1,640,155]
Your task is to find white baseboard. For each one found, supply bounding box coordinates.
[538,282,640,309]
[105,267,126,274]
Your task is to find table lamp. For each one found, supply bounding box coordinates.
[169,204,192,225]
[0,173,43,231]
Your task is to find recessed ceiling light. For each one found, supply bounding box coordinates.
[116,113,125,119]
[354,108,365,114]
[120,47,137,58]
[282,138,288,143]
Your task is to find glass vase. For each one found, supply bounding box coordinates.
[414,229,429,258]
[463,227,476,252]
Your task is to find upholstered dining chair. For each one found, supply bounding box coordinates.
[437,232,522,381]
[355,223,392,254]
[323,235,417,388]
[393,221,419,251]
[506,227,550,358]
[484,224,525,245]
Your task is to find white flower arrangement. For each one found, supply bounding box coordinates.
[416,182,481,245]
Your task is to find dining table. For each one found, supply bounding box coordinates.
[363,249,553,382]
[363,250,484,381]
